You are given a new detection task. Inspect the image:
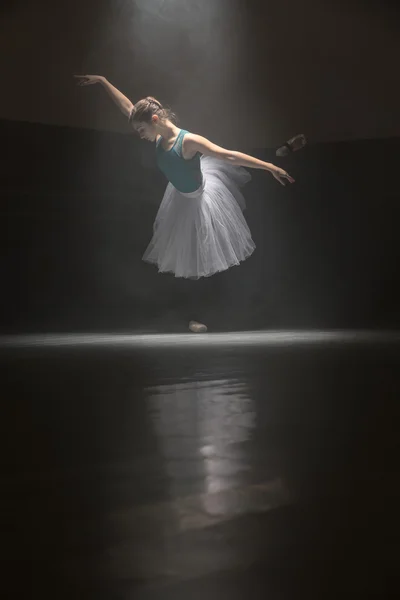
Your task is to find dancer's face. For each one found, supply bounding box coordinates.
[132,121,157,142]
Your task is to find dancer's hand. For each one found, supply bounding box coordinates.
[271,166,295,186]
[74,75,104,86]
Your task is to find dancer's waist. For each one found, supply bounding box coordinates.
[176,177,205,198]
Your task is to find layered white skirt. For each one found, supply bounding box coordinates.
[143,156,256,279]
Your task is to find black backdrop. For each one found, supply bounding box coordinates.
[2,119,399,333]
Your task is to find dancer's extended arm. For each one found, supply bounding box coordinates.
[74,75,134,119]
[185,134,295,186]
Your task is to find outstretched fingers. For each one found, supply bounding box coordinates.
[273,170,295,186]
[74,75,91,86]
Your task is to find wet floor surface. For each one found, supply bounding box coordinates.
[1,332,400,598]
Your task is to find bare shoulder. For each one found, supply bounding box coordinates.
[184,132,204,145]
[182,132,204,159]
[182,132,201,145]
[183,132,229,160]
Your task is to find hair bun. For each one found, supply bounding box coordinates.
[146,96,162,108]
[129,96,177,125]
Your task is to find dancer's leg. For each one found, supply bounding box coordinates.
[174,276,207,332]
[181,272,227,333]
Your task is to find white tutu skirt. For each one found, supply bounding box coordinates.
[142,156,256,279]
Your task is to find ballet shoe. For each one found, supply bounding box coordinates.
[276,134,307,157]
[189,320,208,333]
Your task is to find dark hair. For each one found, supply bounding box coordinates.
[129,96,177,125]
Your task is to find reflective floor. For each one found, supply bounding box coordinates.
[1,331,399,598]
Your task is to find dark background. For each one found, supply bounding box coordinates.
[1,0,399,145]
[1,0,399,333]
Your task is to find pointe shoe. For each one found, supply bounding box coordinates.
[276,134,307,157]
[189,320,208,333]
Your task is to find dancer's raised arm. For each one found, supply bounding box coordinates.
[74,75,134,119]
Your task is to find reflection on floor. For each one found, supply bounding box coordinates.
[1,331,399,598]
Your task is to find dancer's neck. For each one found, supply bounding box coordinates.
[156,120,180,141]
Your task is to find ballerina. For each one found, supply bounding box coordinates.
[75,75,294,332]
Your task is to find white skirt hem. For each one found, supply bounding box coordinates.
[143,246,255,280]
